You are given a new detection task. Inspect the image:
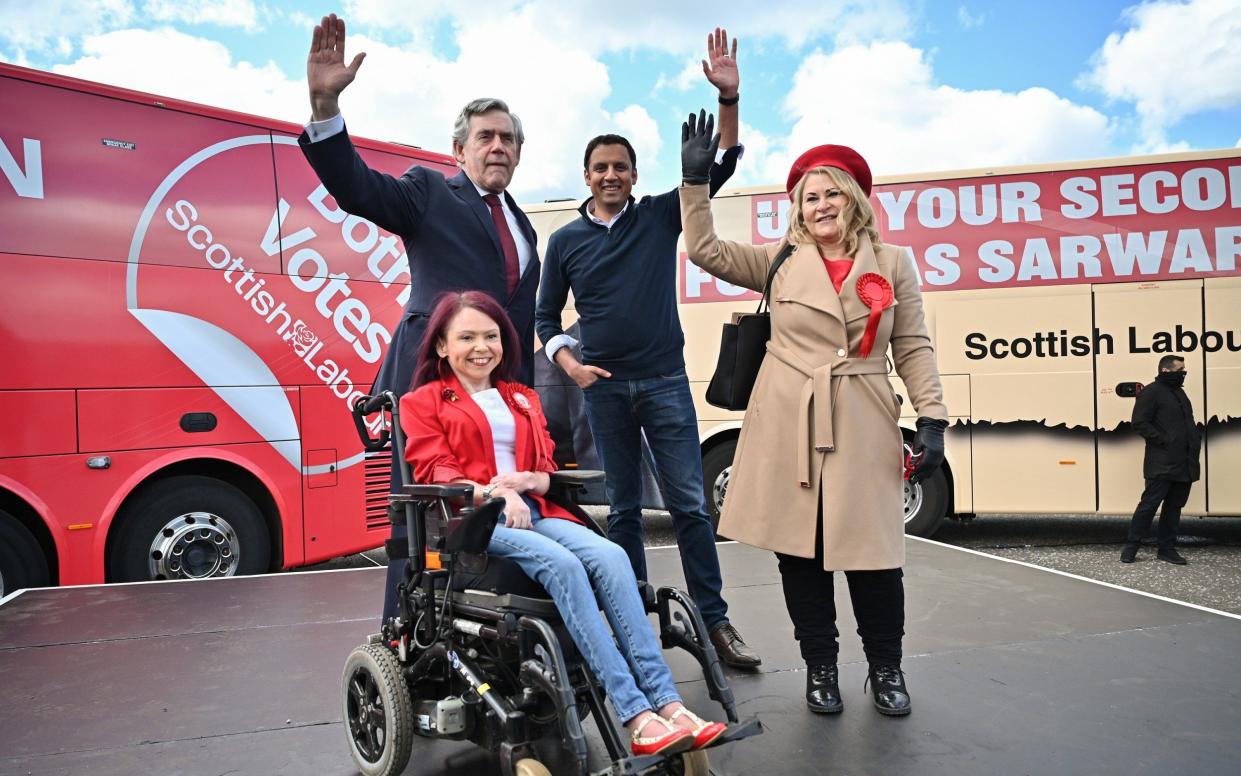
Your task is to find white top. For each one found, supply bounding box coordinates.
[472,388,517,475]
[304,112,532,276]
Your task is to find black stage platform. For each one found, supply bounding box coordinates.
[2,539,1239,775]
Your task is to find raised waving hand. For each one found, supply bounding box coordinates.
[307,13,367,121]
[702,27,738,99]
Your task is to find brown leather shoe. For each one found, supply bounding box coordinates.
[709,622,762,669]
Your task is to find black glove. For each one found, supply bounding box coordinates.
[908,417,948,485]
[681,109,720,185]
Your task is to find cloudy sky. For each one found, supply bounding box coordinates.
[3,0,1240,202]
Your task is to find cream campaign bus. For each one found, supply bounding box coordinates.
[526,147,1241,537]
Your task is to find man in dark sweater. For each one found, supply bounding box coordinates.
[1121,354,1202,565]
[535,29,760,669]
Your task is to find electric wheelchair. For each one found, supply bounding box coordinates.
[342,392,762,776]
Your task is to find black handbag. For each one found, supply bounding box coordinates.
[705,243,795,411]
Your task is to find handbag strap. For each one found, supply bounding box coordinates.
[756,242,796,314]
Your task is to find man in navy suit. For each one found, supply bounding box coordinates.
[300,13,538,621]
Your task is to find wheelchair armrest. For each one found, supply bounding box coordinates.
[393,483,475,503]
[549,470,605,487]
[443,498,505,554]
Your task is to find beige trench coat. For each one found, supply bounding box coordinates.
[681,184,948,570]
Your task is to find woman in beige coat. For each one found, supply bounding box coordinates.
[679,113,948,717]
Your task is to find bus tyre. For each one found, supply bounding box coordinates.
[342,643,414,776]
[0,512,51,597]
[107,476,270,583]
[903,467,948,538]
[701,439,737,535]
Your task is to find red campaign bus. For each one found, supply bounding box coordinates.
[0,63,458,595]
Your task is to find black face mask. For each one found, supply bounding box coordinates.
[1157,370,1187,388]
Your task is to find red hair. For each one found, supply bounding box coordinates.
[410,291,523,390]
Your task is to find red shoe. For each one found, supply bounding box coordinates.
[630,713,694,756]
[668,707,727,749]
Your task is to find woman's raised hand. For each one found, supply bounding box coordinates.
[681,109,720,185]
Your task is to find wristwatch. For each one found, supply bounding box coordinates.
[481,484,497,502]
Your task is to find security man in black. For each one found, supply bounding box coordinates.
[1121,354,1201,565]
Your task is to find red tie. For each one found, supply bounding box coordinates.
[483,193,520,295]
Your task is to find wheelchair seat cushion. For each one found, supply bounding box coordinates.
[444,554,550,599]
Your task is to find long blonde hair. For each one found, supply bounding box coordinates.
[786,166,881,257]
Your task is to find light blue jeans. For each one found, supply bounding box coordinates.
[487,499,681,723]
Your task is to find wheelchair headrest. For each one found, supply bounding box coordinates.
[443,497,504,555]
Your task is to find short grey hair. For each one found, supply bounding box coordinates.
[451,98,525,149]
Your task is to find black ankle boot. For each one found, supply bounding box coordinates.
[866,664,911,716]
[806,664,843,713]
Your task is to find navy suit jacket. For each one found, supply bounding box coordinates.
[299,127,538,396]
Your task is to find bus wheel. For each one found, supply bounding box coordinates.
[903,467,948,538]
[108,476,270,583]
[0,511,51,597]
[701,439,737,535]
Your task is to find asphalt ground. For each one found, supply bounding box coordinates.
[305,507,1241,616]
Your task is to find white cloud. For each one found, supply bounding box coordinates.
[344,0,915,52]
[761,42,1112,182]
[957,6,985,28]
[653,59,702,93]
[1081,0,1241,150]
[143,0,261,31]
[612,104,662,177]
[0,0,134,54]
[51,27,305,122]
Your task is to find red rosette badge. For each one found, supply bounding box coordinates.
[502,384,533,416]
[855,273,893,359]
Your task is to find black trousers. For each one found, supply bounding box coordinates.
[774,513,904,667]
[1127,478,1192,549]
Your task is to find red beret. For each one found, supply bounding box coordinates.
[786,144,872,198]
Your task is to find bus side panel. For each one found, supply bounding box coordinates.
[0,391,76,458]
[933,286,1096,513]
[0,74,280,273]
[0,253,208,391]
[78,386,301,452]
[1094,280,1207,514]
[1204,277,1241,514]
[299,385,390,566]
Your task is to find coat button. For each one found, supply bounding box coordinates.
[836,348,847,357]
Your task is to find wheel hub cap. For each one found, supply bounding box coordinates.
[712,466,730,513]
[148,512,240,580]
[902,480,923,524]
[346,667,387,762]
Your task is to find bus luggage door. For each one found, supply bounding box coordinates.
[1094,280,1207,514]
[1204,277,1241,515]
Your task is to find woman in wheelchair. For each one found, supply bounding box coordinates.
[399,290,726,757]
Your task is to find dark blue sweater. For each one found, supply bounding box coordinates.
[536,190,686,379]
[536,149,740,380]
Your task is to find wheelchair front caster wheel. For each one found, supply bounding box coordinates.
[672,750,711,776]
[342,643,414,776]
[513,758,552,776]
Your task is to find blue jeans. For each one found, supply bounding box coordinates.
[582,369,729,631]
[487,500,681,724]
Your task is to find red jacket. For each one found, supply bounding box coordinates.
[399,373,578,522]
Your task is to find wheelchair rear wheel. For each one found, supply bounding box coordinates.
[342,643,414,776]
